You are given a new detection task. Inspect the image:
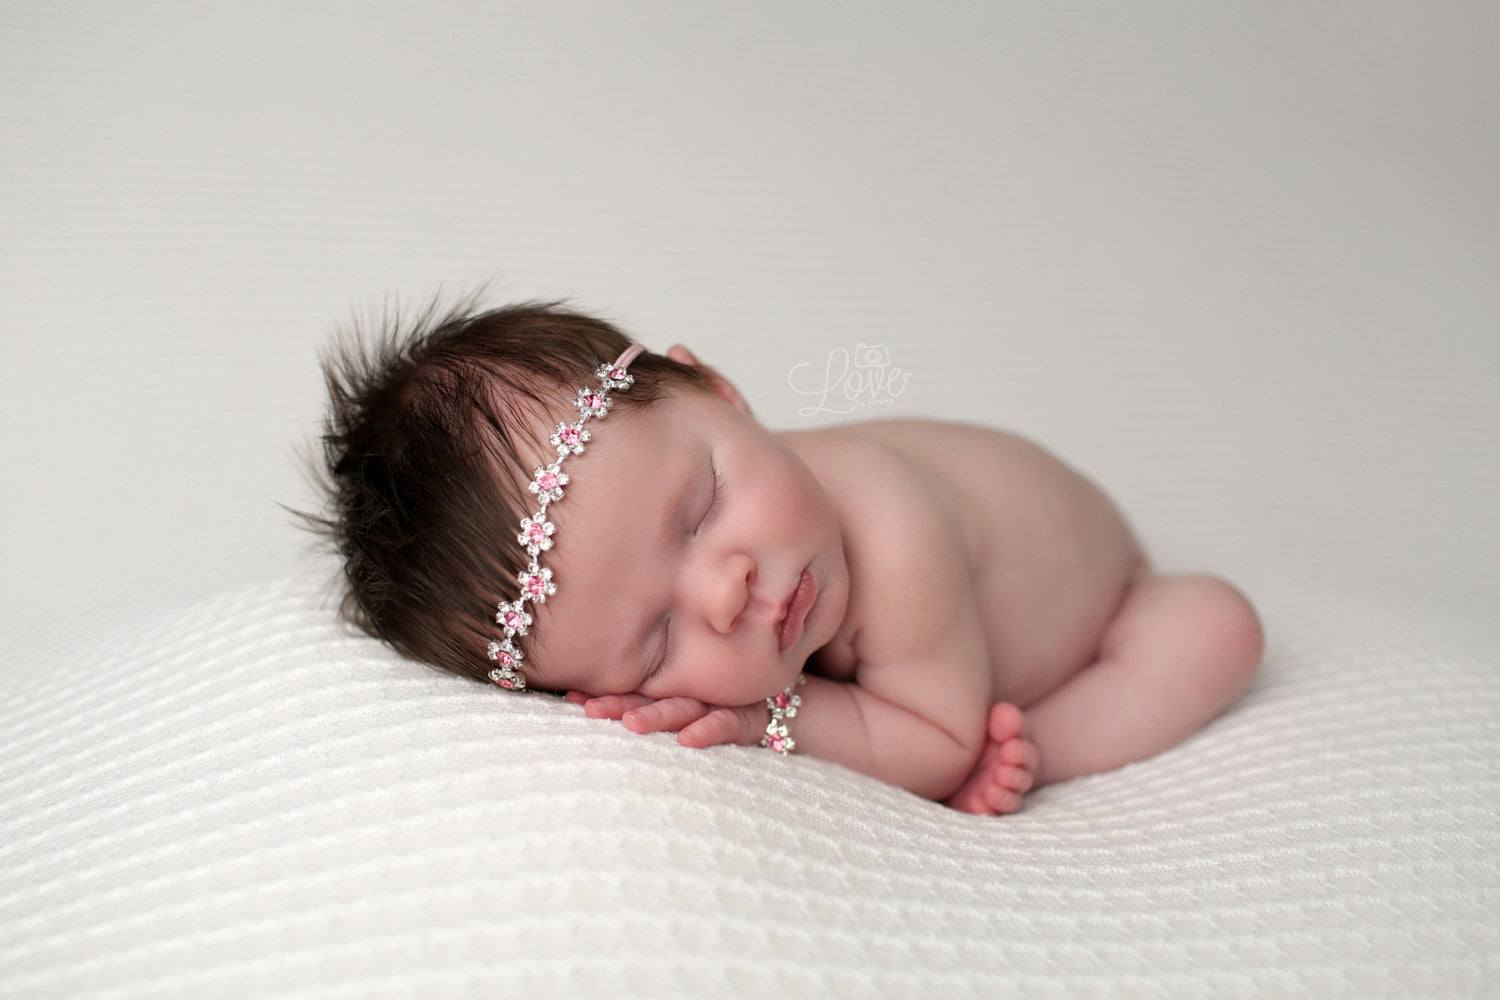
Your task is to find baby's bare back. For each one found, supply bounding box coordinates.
[792,419,1144,708]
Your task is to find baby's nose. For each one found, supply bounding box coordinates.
[705,553,755,635]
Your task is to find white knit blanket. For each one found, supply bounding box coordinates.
[3,572,1498,997]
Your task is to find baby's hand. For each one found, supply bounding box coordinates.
[566,691,766,748]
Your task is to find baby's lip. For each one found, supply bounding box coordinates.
[777,568,816,652]
[774,571,799,626]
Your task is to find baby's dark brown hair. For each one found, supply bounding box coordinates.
[303,299,710,685]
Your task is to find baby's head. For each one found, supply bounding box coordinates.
[312,301,708,683]
[312,300,847,705]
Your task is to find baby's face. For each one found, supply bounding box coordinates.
[524,371,849,707]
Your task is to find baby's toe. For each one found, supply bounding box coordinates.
[999,737,1039,771]
[947,784,997,816]
[983,783,1024,815]
[994,764,1034,795]
[987,702,1024,743]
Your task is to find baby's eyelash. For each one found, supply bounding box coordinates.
[649,465,720,684]
[699,466,726,529]
[648,621,674,680]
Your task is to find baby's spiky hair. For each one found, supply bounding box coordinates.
[300,299,709,684]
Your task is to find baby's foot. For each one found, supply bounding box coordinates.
[945,703,1040,816]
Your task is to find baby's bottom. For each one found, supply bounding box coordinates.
[949,573,1262,815]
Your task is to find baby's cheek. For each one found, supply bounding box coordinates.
[577,665,629,699]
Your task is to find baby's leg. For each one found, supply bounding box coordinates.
[1026,573,1262,788]
[944,703,1039,815]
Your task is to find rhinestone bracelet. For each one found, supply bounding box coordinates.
[761,675,806,755]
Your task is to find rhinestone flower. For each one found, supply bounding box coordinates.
[551,422,590,456]
[529,466,569,502]
[518,566,555,602]
[487,637,523,667]
[489,664,526,691]
[518,514,555,554]
[495,601,532,636]
[760,676,805,755]
[574,387,612,419]
[596,363,635,391]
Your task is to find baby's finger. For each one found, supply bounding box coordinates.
[564,691,593,705]
[679,706,754,748]
[580,693,654,720]
[623,696,709,734]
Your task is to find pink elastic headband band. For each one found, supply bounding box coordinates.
[614,343,645,370]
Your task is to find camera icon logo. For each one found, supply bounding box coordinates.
[854,343,891,368]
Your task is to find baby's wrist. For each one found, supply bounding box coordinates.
[759,676,806,755]
[737,702,772,746]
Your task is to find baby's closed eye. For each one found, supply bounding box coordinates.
[646,620,674,682]
[696,464,725,533]
[648,461,725,682]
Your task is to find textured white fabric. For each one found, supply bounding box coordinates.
[3,2,1498,998]
[3,577,1498,998]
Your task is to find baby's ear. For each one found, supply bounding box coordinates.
[665,344,752,415]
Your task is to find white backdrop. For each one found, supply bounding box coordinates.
[2,3,1497,998]
[4,1,1496,647]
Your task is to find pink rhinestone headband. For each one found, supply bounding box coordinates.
[487,342,646,691]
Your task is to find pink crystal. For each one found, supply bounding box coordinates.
[584,393,603,409]
[525,575,545,595]
[767,734,786,751]
[526,524,547,544]
[609,367,626,380]
[773,692,792,709]
[537,472,558,489]
[560,427,580,444]
[504,611,525,629]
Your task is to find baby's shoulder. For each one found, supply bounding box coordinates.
[798,417,1084,505]
[783,418,1040,491]
[781,419,976,567]
[780,419,944,509]
[831,417,1040,461]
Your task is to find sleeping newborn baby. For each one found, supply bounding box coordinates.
[311,301,1262,814]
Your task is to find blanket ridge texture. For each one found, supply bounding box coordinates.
[2,576,1497,997]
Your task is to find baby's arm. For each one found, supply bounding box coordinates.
[575,673,986,802]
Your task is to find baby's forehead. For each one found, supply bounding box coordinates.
[585,410,700,510]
